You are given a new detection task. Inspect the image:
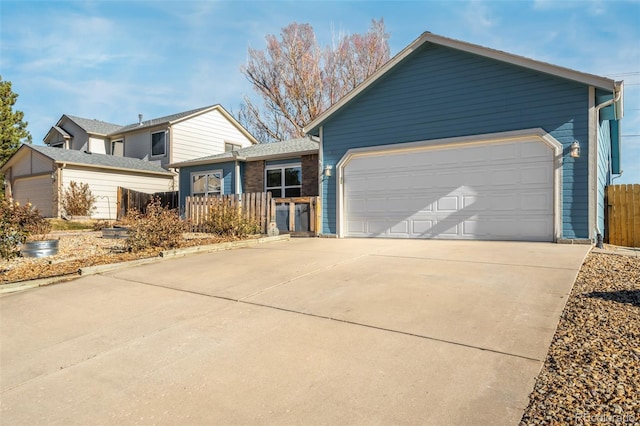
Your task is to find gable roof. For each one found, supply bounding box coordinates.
[44,125,72,142]
[169,138,319,168]
[1,144,174,176]
[64,115,123,136]
[114,105,214,133]
[304,32,623,135]
[110,104,259,144]
[52,105,259,145]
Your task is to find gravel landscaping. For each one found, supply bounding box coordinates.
[0,231,238,285]
[520,251,639,425]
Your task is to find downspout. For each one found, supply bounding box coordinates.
[57,163,66,218]
[235,160,241,196]
[593,83,622,248]
[317,126,324,236]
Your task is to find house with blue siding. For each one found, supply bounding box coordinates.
[303,32,624,243]
[169,137,319,213]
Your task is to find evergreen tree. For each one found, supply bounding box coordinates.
[1,76,32,166]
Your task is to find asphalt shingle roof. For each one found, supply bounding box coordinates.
[65,115,124,136]
[171,138,319,167]
[29,145,173,175]
[63,105,218,136]
[113,105,215,133]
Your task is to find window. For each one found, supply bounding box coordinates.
[225,142,242,152]
[51,142,64,149]
[111,140,123,156]
[191,170,223,196]
[151,131,166,157]
[265,164,301,198]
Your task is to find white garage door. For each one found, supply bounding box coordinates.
[13,176,54,217]
[343,139,554,241]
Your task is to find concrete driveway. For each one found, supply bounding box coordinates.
[0,238,589,425]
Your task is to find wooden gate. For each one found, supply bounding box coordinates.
[606,184,640,247]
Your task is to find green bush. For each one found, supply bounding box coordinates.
[0,199,51,259]
[202,199,261,237]
[125,198,187,252]
[61,181,96,216]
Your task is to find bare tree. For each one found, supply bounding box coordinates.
[240,19,390,142]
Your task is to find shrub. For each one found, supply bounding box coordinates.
[61,181,96,216]
[202,199,261,237]
[0,199,51,259]
[92,220,113,231]
[125,198,187,252]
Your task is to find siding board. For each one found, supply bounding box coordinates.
[62,167,174,219]
[171,109,254,164]
[319,42,590,238]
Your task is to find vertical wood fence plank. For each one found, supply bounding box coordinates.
[634,185,640,247]
[606,184,640,247]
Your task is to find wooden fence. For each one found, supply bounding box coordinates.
[185,193,320,236]
[117,187,179,219]
[606,184,640,247]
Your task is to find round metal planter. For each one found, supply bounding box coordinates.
[102,227,130,239]
[20,239,59,258]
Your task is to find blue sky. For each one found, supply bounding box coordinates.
[2,0,639,183]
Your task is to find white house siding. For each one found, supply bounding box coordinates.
[88,136,109,154]
[171,109,253,164]
[13,176,54,217]
[123,131,151,160]
[9,149,53,177]
[61,167,175,219]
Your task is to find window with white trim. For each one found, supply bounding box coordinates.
[191,170,223,196]
[151,131,166,157]
[111,139,123,156]
[265,164,301,198]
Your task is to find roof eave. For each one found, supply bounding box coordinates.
[51,160,175,176]
[169,148,318,169]
[1,144,38,173]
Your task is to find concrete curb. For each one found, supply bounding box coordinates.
[79,257,164,276]
[1,234,291,295]
[160,234,290,258]
[0,274,78,294]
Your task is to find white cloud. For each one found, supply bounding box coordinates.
[461,0,496,33]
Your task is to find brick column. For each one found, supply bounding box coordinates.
[243,161,265,193]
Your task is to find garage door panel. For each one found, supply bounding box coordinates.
[13,176,53,217]
[343,139,554,241]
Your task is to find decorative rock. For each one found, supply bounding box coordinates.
[520,253,640,425]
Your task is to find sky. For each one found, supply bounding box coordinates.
[1,0,639,183]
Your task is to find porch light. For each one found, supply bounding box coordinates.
[570,140,580,158]
[323,164,333,177]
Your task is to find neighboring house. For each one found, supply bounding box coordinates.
[170,138,319,205]
[4,104,258,218]
[170,138,319,231]
[1,145,175,219]
[43,104,258,169]
[303,32,624,243]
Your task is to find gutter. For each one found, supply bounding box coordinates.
[52,160,175,177]
[168,149,319,169]
[592,81,623,248]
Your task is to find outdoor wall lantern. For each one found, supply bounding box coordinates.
[323,164,333,177]
[570,140,581,158]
